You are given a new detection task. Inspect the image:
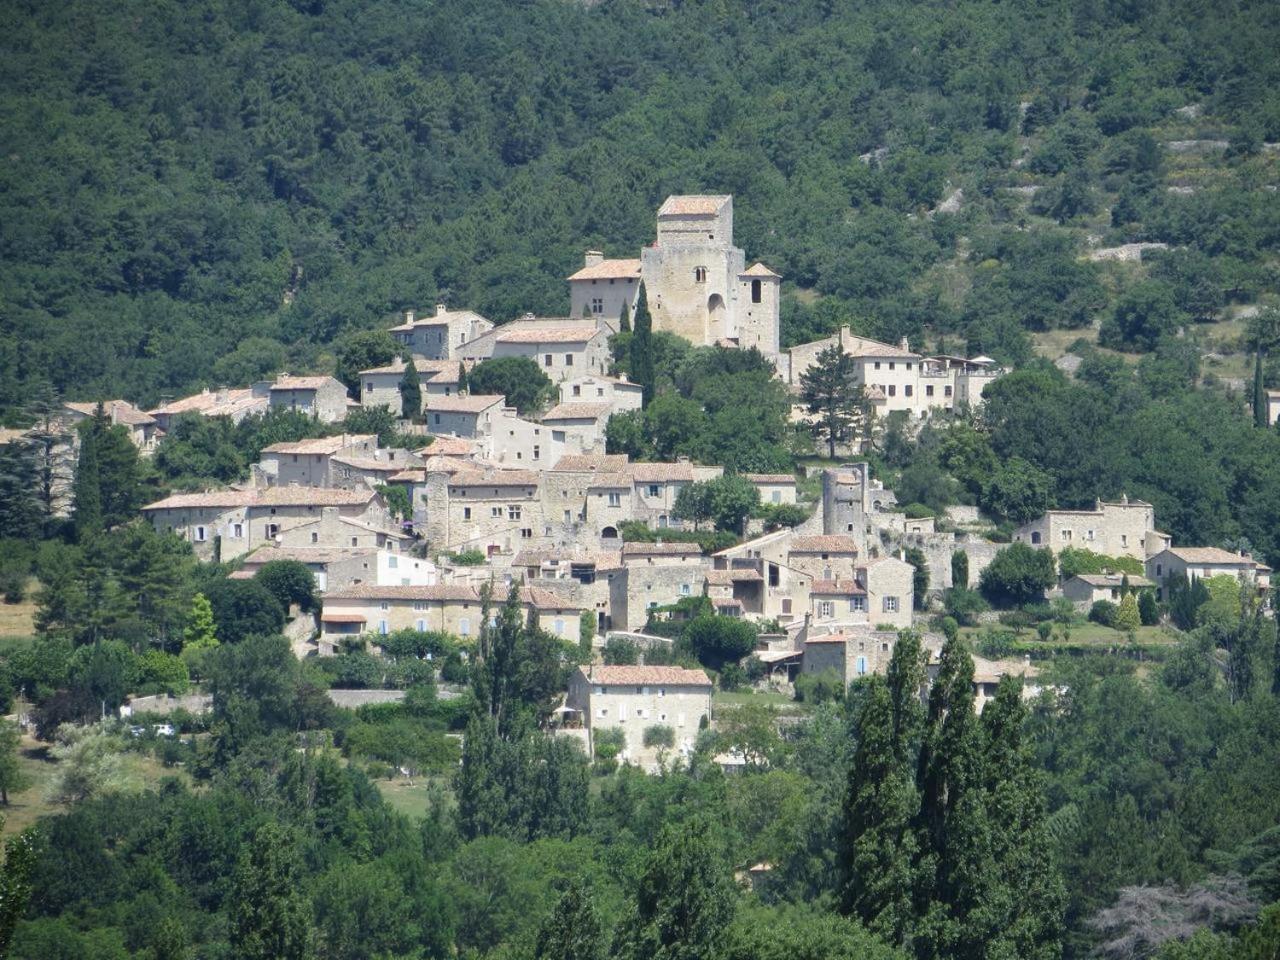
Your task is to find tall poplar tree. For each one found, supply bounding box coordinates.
[1254,350,1268,428]
[630,284,656,406]
[535,878,605,960]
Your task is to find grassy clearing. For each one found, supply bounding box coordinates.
[713,689,797,711]
[0,734,192,837]
[374,774,450,821]
[0,582,38,638]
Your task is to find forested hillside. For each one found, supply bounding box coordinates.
[3,0,1280,413]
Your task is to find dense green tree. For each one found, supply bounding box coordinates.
[951,550,969,591]
[981,457,1052,525]
[534,878,605,960]
[684,615,757,671]
[334,330,400,397]
[467,357,553,416]
[800,345,865,459]
[904,547,930,610]
[618,301,631,334]
[254,560,317,614]
[71,422,103,542]
[0,442,41,542]
[614,816,736,960]
[1254,351,1268,429]
[979,543,1059,608]
[0,721,30,806]
[202,578,286,644]
[228,821,313,960]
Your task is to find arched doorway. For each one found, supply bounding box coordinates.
[601,526,619,540]
[707,294,726,341]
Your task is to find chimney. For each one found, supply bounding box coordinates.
[435,303,447,317]
[404,309,415,324]
[584,250,604,268]
[900,336,910,352]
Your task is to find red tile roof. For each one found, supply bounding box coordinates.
[494,326,599,344]
[426,394,505,413]
[789,535,859,554]
[580,665,711,686]
[658,195,730,217]
[541,402,614,421]
[567,258,642,282]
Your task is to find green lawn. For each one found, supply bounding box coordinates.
[961,622,1179,651]
[374,774,451,821]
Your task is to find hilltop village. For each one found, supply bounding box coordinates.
[7,195,1269,773]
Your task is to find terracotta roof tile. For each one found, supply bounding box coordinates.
[426,394,505,413]
[448,469,541,488]
[271,376,341,391]
[579,665,711,686]
[741,262,781,278]
[541,402,614,421]
[552,453,630,472]
[630,462,698,483]
[144,487,375,511]
[64,400,156,426]
[1165,547,1261,566]
[621,542,702,556]
[414,435,477,457]
[743,473,795,484]
[262,435,376,455]
[567,258,642,281]
[658,195,730,217]
[811,579,867,594]
[789,535,859,554]
[493,326,600,344]
[325,584,480,602]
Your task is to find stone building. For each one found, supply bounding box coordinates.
[570,196,781,357]
[558,374,644,412]
[424,394,505,439]
[141,487,398,562]
[238,545,437,593]
[148,385,270,432]
[257,434,378,487]
[1013,496,1170,562]
[566,665,713,770]
[267,375,352,424]
[63,400,161,454]
[1145,547,1272,601]
[388,305,493,360]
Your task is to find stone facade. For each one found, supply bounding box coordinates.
[566,665,712,770]
[1013,497,1168,561]
[388,305,494,360]
[258,434,379,487]
[1145,547,1272,600]
[423,395,505,439]
[268,376,351,423]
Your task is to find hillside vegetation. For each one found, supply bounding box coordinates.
[3,0,1280,414]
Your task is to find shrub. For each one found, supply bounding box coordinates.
[945,587,989,626]
[593,727,625,761]
[979,542,1057,608]
[1089,600,1119,628]
[719,662,747,691]
[976,628,1018,659]
[448,549,486,566]
[1139,590,1160,626]
[795,669,844,705]
[603,636,640,666]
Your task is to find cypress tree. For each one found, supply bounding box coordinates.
[72,420,103,542]
[630,284,656,406]
[399,357,422,419]
[1254,350,1268,428]
[618,300,631,333]
[457,361,469,395]
[951,550,969,590]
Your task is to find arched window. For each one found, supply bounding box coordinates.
[694,267,707,283]
[751,279,762,303]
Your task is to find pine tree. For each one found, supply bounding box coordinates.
[618,300,631,333]
[630,284,656,406]
[0,440,40,540]
[800,344,864,458]
[399,357,422,419]
[72,419,103,542]
[1254,350,1268,428]
[182,593,219,650]
[614,816,736,960]
[228,822,313,960]
[535,878,605,960]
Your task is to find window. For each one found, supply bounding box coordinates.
[904,385,913,397]
[380,601,389,611]
[1061,529,1072,542]
[463,507,472,520]
[565,353,573,366]
[195,526,207,542]
[596,707,608,719]
[572,385,581,397]
[433,413,441,425]
[266,523,279,538]
[1156,563,1163,577]
[591,298,603,314]
[926,384,934,397]
[521,528,532,538]
[459,618,471,636]
[882,596,899,613]
[416,619,426,632]
[1086,529,1096,541]
[856,656,868,676]
[379,620,388,635]
[851,596,866,611]
[818,600,834,618]
[232,523,243,538]
[768,564,780,587]
[906,362,912,370]
[874,361,881,370]
[772,490,781,503]
[751,279,762,303]
[888,385,896,397]
[533,445,540,460]
[680,583,691,596]
[388,555,398,569]
[508,506,521,520]
[694,267,707,283]
[553,619,564,635]
[491,506,503,518]
[944,385,952,398]
[889,362,895,370]
[413,601,425,611]
[1030,531,1041,544]
[607,492,621,507]
[365,382,373,394]
[544,354,553,367]
[1121,534,1128,548]
[648,484,660,497]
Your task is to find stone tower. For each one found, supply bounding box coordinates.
[639,195,780,354]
